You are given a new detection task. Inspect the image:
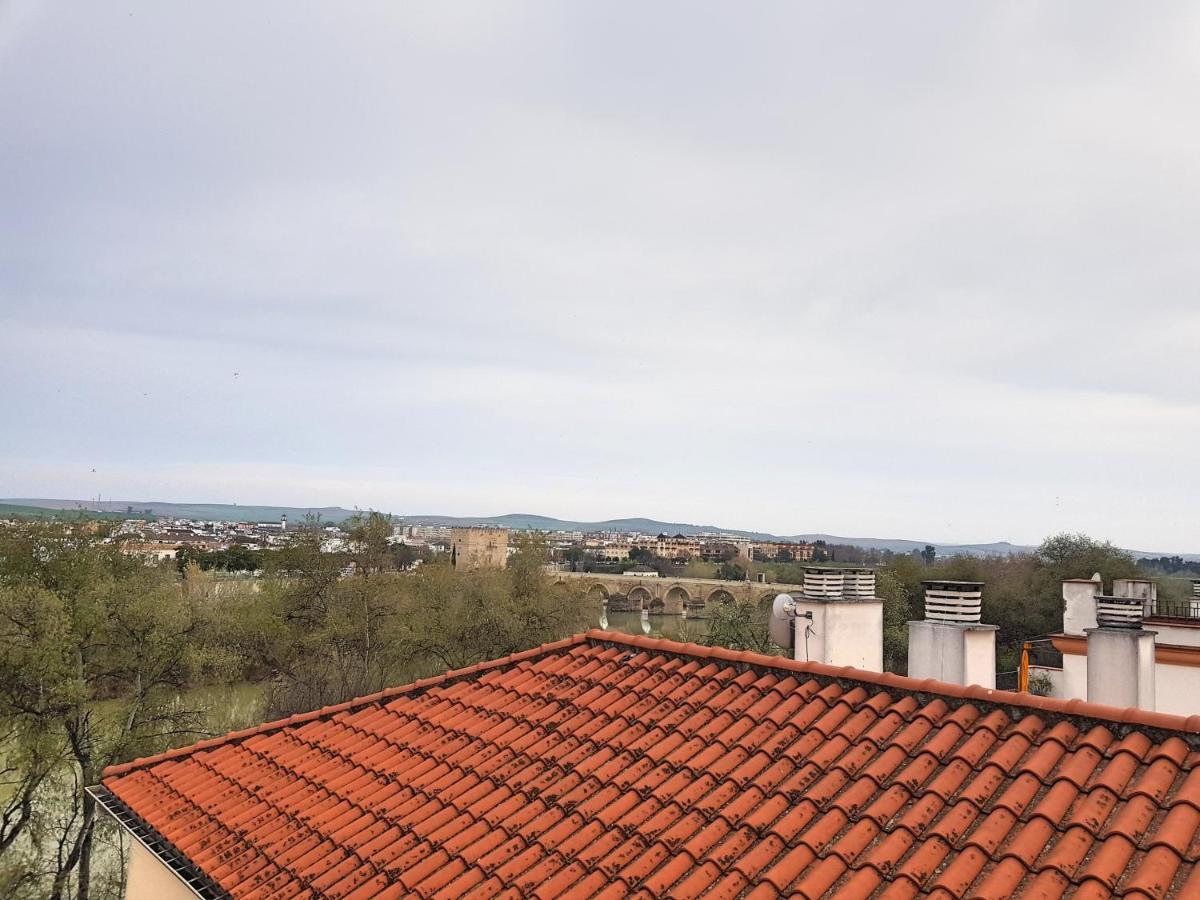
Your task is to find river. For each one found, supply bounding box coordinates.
[600,609,709,642]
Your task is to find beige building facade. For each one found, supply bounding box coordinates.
[125,841,195,900]
[450,527,509,569]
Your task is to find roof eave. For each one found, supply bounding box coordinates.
[87,785,229,900]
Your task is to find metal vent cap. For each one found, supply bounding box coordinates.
[922,580,983,624]
[1096,595,1144,629]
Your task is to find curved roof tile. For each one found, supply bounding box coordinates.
[98,630,1200,898]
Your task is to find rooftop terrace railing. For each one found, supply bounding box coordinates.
[1150,598,1200,620]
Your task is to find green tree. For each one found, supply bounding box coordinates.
[628,546,656,565]
[561,546,587,572]
[875,567,913,673]
[702,597,779,655]
[390,543,422,571]
[677,560,718,579]
[0,522,209,900]
[399,533,597,673]
[1036,533,1137,582]
[343,511,394,574]
[715,562,747,582]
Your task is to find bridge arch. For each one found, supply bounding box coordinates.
[586,583,610,602]
[757,591,781,609]
[627,585,654,611]
[706,587,736,606]
[663,585,691,615]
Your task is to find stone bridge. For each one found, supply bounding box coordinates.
[552,570,804,616]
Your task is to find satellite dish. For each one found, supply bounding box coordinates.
[769,593,796,649]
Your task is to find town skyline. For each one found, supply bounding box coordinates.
[5,495,1199,560]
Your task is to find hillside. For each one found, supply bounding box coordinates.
[401,515,1033,557]
[6,499,1195,560]
[2,499,364,524]
[0,502,128,522]
[401,513,774,539]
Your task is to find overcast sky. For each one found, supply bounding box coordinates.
[2,2,1199,550]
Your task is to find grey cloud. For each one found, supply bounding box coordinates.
[2,1,1199,548]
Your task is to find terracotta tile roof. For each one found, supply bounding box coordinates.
[97,630,1200,899]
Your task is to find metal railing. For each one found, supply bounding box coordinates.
[1150,598,1200,620]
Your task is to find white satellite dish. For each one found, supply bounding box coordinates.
[769,593,797,649]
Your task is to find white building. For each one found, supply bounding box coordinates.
[1032,575,1200,716]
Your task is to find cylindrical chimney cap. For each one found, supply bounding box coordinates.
[1095,595,1144,629]
[922,581,984,624]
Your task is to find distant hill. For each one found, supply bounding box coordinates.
[6,499,1196,560]
[2,499,364,524]
[401,515,1035,557]
[781,534,1038,557]
[402,513,775,539]
[0,502,128,522]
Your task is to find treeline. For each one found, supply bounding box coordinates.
[560,540,938,582]
[0,517,595,899]
[1138,555,1200,576]
[173,537,428,573]
[699,532,1161,679]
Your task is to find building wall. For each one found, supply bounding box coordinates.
[1141,620,1200,648]
[907,622,997,689]
[1061,653,1088,704]
[1052,638,1200,717]
[791,600,882,672]
[1063,579,1101,636]
[126,841,195,900]
[825,601,883,672]
[1155,663,1200,717]
[450,527,509,569]
[963,628,998,690]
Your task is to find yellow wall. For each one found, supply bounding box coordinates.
[126,841,195,900]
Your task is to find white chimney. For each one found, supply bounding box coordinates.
[1086,595,1155,710]
[785,567,882,672]
[1112,578,1156,602]
[1062,574,1103,635]
[907,581,997,689]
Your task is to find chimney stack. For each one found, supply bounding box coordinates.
[1112,578,1156,619]
[907,581,998,689]
[1062,574,1103,635]
[1086,592,1155,710]
[785,567,882,671]
[1084,619,1156,715]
